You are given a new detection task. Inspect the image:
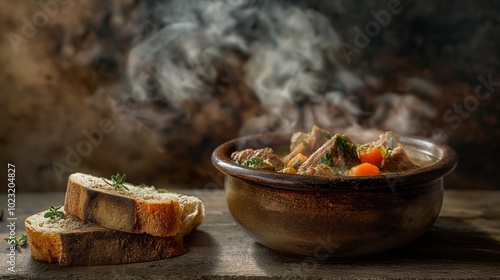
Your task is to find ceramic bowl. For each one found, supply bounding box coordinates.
[212,130,457,258]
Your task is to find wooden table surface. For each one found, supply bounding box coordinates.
[1,190,499,279]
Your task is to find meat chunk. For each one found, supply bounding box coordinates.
[381,144,416,172]
[373,131,398,150]
[285,126,332,163]
[231,148,285,171]
[289,131,309,152]
[299,163,340,177]
[358,131,416,172]
[298,133,360,177]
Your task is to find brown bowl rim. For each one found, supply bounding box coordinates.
[212,130,458,191]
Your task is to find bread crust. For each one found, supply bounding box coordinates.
[25,224,62,264]
[58,230,186,266]
[25,212,186,266]
[64,175,181,236]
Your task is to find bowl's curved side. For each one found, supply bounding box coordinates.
[225,175,444,258]
[213,130,454,258]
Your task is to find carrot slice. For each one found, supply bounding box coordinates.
[280,166,297,174]
[358,147,383,167]
[348,163,381,176]
[286,153,308,169]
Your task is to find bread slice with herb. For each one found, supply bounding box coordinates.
[64,173,205,237]
[25,208,187,266]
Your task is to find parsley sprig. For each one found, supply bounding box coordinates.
[244,157,270,169]
[320,153,333,166]
[4,234,28,249]
[291,159,302,169]
[102,173,129,191]
[44,205,64,221]
[338,134,357,157]
[321,131,332,140]
[331,166,342,175]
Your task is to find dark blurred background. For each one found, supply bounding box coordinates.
[1,0,498,191]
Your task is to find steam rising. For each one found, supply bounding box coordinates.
[118,0,438,138]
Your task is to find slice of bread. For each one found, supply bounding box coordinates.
[25,209,187,266]
[64,173,205,237]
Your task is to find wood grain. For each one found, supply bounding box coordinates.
[0,190,498,279]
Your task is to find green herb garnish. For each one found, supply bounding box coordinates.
[291,159,302,169]
[4,234,28,249]
[320,153,332,166]
[359,143,371,149]
[331,166,342,175]
[157,188,167,193]
[102,173,129,191]
[338,134,349,151]
[302,140,308,147]
[44,205,64,221]
[244,157,271,169]
[138,183,147,189]
[321,131,332,140]
[337,134,357,159]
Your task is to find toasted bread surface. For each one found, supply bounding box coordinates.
[64,173,205,237]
